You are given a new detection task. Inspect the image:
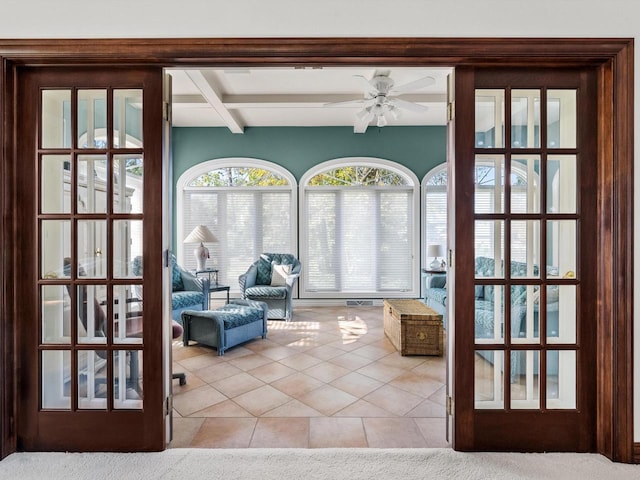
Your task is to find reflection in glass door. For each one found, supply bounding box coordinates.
[473,87,580,412]
[18,67,165,451]
[40,87,145,411]
[454,68,597,452]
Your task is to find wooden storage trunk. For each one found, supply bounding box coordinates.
[383,299,443,356]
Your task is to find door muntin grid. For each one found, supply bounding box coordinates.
[39,87,145,411]
[473,88,579,411]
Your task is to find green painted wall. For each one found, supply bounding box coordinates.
[172,125,447,245]
[173,126,446,182]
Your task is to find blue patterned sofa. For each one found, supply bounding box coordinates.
[425,256,560,378]
[181,299,268,355]
[239,253,301,321]
[133,255,208,323]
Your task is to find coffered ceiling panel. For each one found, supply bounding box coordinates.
[168,66,451,131]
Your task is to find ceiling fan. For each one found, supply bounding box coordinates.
[327,71,435,133]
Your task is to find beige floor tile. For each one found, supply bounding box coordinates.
[211,372,265,398]
[363,417,428,448]
[363,384,425,416]
[261,399,324,417]
[189,417,257,448]
[278,352,324,371]
[171,305,450,450]
[168,417,205,448]
[249,418,309,448]
[428,385,447,406]
[326,338,368,352]
[220,345,254,359]
[172,344,211,362]
[171,366,206,395]
[270,372,325,397]
[258,345,299,361]
[414,417,450,447]
[303,362,350,383]
[172,385,228,417]
[330,372,384,398]
[309,417,367,448]
[336,317,369,340]
[242,338,281,353]
[333,399,395,417]
[389,371,444,398]
[190,399,253,417]
[405,398,446,418]
[298,384,358,416]
[356,361,406,383]
[304,344,345,361]
[413,358,447,382]
[328,352,375,371]
[177,352,225,372]
[378,353,428,370]
[353,345,392,360]
[283,336,324,350]
[226,353,272,371]
[195,362,243,384]
[352,344,394,361]
[233,385,293,416]
[247,361,297,383]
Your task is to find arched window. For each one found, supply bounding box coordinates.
[300,158,420,298]
[176,159,296,292]
[422,164,448,271]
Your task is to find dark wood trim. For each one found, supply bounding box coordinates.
[0,37,633,67]
[0,37,633,462]
[1,55,17,459]
[598,41,635,464]
[451,66,475,451]
[634,443,640,463]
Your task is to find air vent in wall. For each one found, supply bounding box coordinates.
[345,300,374,306]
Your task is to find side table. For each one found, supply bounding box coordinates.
[208,284,230,306]
[421,268,446,303]
[194,269,229,308]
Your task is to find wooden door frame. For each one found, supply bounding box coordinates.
[0,37,634,462]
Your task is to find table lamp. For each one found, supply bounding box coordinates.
[427,244,445,270]
[184,225,218,271]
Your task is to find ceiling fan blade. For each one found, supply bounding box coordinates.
[353,74,380,96]
[390,75,435,94]
[389,97,430,113]
[354,108,375,133]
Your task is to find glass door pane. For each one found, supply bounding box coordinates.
[39,87,145,413]
[473,84,581,416]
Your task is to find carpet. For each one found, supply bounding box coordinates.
[0,448,638,480]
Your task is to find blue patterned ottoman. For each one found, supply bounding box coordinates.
[181,299,268,356]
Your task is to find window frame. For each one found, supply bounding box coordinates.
[299,157,420,299]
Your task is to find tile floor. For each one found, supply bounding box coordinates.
[170,305,449,448]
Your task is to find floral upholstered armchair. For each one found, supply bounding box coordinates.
[238,253,301,321]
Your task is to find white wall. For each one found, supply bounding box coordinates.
[2,0,640,441]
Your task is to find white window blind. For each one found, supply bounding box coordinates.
[425,186,447,255]
[305,187,413,294]
[182,188,291,288]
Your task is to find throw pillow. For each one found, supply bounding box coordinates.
[270,263,292,286]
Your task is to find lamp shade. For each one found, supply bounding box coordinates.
[183,225,217,244]
[427,244,444,258]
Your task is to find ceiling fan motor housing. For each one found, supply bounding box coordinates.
[370,75,395,94]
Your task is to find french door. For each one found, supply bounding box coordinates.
[453,68,598,451]
[15,66,167,451]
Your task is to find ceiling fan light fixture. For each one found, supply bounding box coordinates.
[376,114,388,127]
